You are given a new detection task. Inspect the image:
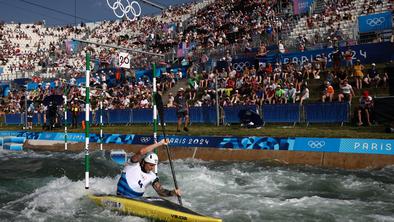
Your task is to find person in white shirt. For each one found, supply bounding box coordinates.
[117,139,181,198]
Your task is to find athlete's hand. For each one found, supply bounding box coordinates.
[160,139,169,146]
[173,189,181,197]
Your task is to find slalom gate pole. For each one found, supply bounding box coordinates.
[152,63,158,174]
[100,93,103,151]
[85,53,91,189]
[64,87,68,150]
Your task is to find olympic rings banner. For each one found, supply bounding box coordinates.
[0,131,393,156]
[358,11,392,33]
[107,0,141,21]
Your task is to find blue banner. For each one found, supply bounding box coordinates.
[293,0,313,15]
[358,12,392,33]
[293,138,340,152]
[0,67,3,74]
[231,58,256,72]
[339,139,393,155]
[1,131,393,155]
[260,42,394,66]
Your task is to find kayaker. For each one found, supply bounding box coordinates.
[116,139,181,198]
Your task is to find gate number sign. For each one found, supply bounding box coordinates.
[119,52,130,69]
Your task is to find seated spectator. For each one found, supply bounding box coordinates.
[265,85,275,104]
[286,83,297,103]
[357,90,373,126]
[338,79,355,104]
[297,82,309,105]
[364,63,380,88]
[322,81,335,102]
[274,85,285,104]
[379,72,389,88]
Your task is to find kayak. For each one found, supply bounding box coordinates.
[89,194,222,222]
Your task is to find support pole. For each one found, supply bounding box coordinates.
[85,53,91,189]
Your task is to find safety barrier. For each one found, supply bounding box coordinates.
[304,102,349,125]
[4,103,353,125]
[224,105,257,123]
[263,103,301,125]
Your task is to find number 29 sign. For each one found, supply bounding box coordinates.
[119,52,130,69]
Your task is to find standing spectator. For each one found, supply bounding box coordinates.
[71,99,79,128]
[353,60,365,90]
[331,47,342,74]
[27,102,34,129]
[174,88,189,132]
[344,47,353,75]
[357,90,373,126]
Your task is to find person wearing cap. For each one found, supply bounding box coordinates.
[357,90,373,126]
[365,63,380,88]
[174,88,189,132]
[116,139,181,198]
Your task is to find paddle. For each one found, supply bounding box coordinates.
[155,92,183,206]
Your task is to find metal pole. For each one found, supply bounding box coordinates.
[85,53,91,189]
[72,38,164,57]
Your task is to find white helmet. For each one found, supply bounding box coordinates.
[144,152,158,165]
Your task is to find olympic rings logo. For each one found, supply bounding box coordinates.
[366,17,385,27]
[107,0,141,21]
[232,62,251,72]
[140,137,151,143]
[307,141,325,149]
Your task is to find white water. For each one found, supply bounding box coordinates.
[0,154,393,222]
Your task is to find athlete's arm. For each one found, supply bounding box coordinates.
[152,179,181,197]
[130,139,169,163]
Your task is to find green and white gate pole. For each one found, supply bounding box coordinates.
[152,63,158,173]
[85,53,91,189]
[64,86,68,150]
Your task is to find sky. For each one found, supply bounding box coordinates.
[0,0,194,26]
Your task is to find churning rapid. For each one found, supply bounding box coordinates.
[0,150,393,222]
